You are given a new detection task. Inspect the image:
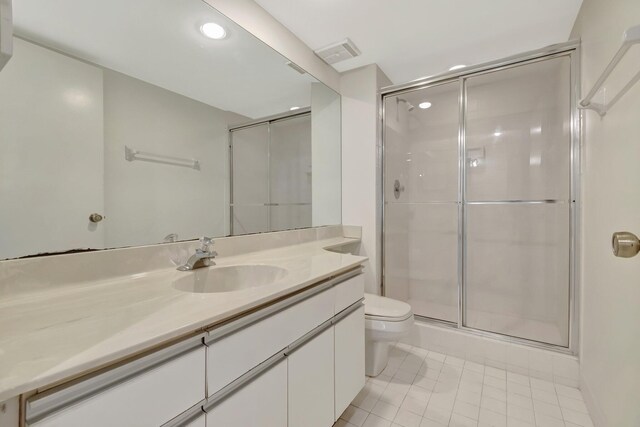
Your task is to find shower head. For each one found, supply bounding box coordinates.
[397,98,415,111]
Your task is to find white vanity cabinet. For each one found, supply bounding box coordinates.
[25,339,206,427]
[23,269,365,427]
[202,271,364,427]
[204,284,335,394]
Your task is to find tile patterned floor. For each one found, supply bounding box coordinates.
[335,343,593,427]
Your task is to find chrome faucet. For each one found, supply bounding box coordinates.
[177,236,217,271]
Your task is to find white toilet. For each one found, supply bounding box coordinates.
[363,293,414,377]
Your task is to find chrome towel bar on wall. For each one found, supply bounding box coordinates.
[580,24,640,117]
[124,145,200,170]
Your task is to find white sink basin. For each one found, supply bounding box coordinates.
[172,264,289,293]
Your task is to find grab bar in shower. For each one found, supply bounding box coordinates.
[580,24,640,117]
[124,145,200,170]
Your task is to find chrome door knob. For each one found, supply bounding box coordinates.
[612,231,640,258]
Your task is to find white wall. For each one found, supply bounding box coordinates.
[341,64,391,294]
[0,38,104,259]
[571,2,640,426]
[311,82,342,226]
[103,70,246,248]
[202,0,340,93]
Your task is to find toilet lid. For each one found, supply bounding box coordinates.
[364,293,413,321]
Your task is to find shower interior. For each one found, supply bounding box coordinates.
[382,48,577,350]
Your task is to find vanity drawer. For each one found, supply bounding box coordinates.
[26,340,206,427]
[205,286,334,394]
[334,273,365,314]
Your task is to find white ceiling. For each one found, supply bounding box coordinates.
[13,0,319,119]
[254,0,583,84]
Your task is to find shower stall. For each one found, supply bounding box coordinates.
[381,43,579,351]
[230,111,312,235]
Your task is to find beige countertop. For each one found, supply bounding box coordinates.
[0,236,366,402]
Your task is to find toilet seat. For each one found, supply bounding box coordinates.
[364,293,412,322]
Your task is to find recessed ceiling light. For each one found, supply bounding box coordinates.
[418,101,432,109]
[289,106,301,111]
[449,64,467,71]
[200,22,227,40]
[493,131,503,137]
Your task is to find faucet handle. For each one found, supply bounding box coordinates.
[200,236,214,251]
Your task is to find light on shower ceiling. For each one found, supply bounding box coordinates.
[289,106,301,111]
[200,22,227,40]
[418,101,432,109]
[449,64,467,71]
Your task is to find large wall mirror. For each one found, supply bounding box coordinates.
[0,0,341,260]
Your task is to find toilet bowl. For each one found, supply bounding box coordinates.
[364,293,414,377]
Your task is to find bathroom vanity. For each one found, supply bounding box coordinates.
[0,226,366,427]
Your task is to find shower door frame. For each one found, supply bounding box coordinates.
[379,40,581,354]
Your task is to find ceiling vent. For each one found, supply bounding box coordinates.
[286,61,307,75]
[314,38,360,65]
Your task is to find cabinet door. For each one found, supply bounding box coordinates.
[206,360,287,427]
[334,306,365,420]
[28,346,206,427]
[288,327,334,427]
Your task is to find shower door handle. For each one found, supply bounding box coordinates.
[393,179,405,199]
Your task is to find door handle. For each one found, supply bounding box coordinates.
[393,179,405,199]
[612,231,639,258]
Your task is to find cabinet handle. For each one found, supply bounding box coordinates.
[285,318,334,356]
[203,351,287,413]
[332,300,364,324]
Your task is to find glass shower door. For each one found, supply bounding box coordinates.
[463,56,572,346]
[383,82,460,323]
[231,114,312,235]
[269,114,312,231]
[231,124,270,235]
